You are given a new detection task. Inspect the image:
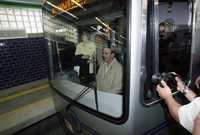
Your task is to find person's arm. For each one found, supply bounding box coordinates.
[175,77,197,102]
[181,86,197,102]
[156,81,181,122]
[193,113,200,135]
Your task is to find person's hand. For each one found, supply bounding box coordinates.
[175,77,186,92]
[195,76,200,88]
[81,55,90,59]
[170,72,186,92]
[156,80,172,100]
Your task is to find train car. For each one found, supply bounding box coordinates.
[42,0,200,135]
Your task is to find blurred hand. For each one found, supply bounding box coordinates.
[156,80,172,100]
[195,76,200,88]
[170,72,186,92]
[175,77,186,92]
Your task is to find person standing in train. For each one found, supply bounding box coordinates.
[75,32,96,84]
[156,75,200,134]
[96,46,123,94]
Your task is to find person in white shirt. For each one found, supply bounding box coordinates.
[74,32,95,84]
[156,75,200,133]
[75,32,95,60]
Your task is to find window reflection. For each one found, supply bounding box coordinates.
[96,46,123,94]
[74,32,96,84]
[143,0,192,103]
[44,0,127,117]
[0,7,43,34]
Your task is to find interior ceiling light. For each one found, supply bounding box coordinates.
[46,1,79,19]
[95,17,116,33]
[95,17,126,40]
[71,0,87,11]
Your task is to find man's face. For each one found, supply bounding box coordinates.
[102,48,113,63]
[159,25,167,39]
[159,25,166,33]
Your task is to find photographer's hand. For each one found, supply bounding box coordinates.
[175,77,186,92]
[175,77,197,102]
[157,80,181,122]
[156,80,172,100]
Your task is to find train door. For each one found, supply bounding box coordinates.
[43,0,198,135]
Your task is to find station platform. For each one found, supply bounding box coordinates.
[0,80,66,135]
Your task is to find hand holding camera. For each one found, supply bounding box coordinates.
[152,72,186,99]
[156,80,173,100]
[152,72,178,91]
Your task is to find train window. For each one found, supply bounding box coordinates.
[44,0,127,118]
[143,0,192,104]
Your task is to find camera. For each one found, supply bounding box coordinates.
[152,72,178,91]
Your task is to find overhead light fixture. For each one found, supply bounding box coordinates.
[95,17,116,33]
[71,0,87,11]
[90,26,108,37]
[114,39,123,45]
[94,17,126,41]
[46,1,79,19]
[120,35,126,40]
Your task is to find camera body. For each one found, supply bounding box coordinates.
[152,72,178,91]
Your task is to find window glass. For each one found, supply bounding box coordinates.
[143,0,192,103]
[43,0,127,118]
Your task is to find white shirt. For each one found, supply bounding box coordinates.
[75,41,95,58]
[178,97,200,132]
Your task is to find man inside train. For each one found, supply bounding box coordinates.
[96,46,123,94]
[74,32,96,84]
[156,75,200,134]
